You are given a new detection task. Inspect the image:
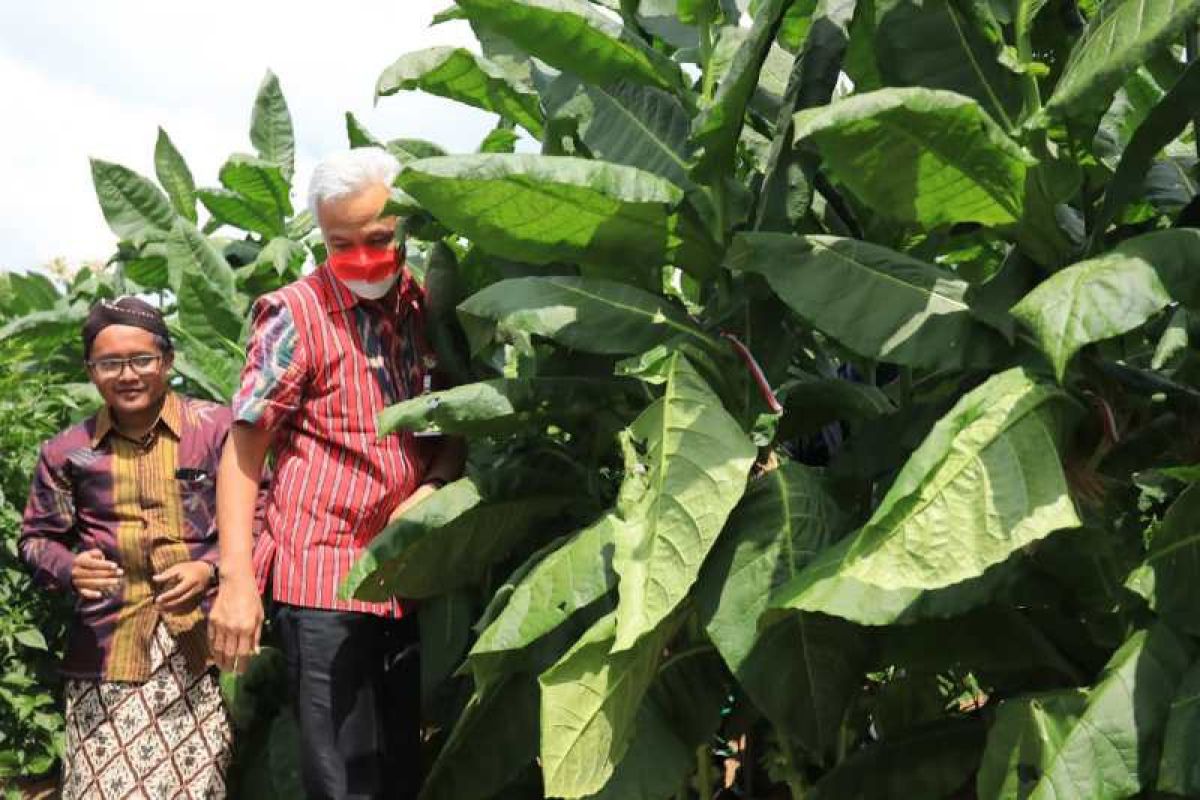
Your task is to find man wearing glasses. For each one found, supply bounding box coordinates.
[20,296,233,799]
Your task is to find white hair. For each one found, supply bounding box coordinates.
[307,147,401,218]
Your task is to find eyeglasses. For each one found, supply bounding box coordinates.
[86,354,164,379]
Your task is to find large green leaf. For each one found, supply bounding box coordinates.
[545,80,695,191]
[427,614,614,799]
[420,674,540,800]
[742,612,869,761]
[976,690,1089,800]
[873,0,1023,130]
[695,464,866,760]
[377,377,647,438]
[1094,66,1172,167]
[341,476,578,601]
[1013,151,1084,269]
[728,233,1009,369]
[218,154,293,223]
[635,0,702,48]
[776,0,820,50]
[611,353,756,650]
[774,368,1080,620]
[454,0,684,92]
[696,463,845,670]
[169,326,242,402]
[478,125,520,153]
[472,513,619,659]
[90,159,177,243]
[828,367,1075,587]
[249,70,295,181]
[755,0,857,232]
[768,536,1028,625]
[398,154,718,280]
[538,612,673,798]
[585,648,727,800]
[457,276,716,356]
[345,111,382,148]
[249,237,306,280]
[1045,0,1200,122]
[419,589,474,706]
[978,625,1193,800]
[0,304,90,357]
[377,47,544,138]
[0,272,61,319]
[1157,657,1200,795]
[1126,483,1200,638]
[167,220,244,344]
[1011,229,1200,381]
[777,373,894,439]
[197,189,284,239]
[810,718,985,799]
[691,0,794,179]
[793,87,1033,227]
[154,128,197,223]
[1093,58,1200,238]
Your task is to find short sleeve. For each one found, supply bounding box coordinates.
[232,295,309,432]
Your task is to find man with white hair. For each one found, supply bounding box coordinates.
[208,147,463,799]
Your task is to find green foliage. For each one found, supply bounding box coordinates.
[8,0,1200,795]
[0,339,89,780]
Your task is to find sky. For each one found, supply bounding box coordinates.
[0,1,501,272]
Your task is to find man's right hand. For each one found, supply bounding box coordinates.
[72,548,123,600]
[207,575,263,673]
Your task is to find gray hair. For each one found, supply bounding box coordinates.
[307,147,401,218]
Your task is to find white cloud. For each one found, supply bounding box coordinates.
[0,0,501,271]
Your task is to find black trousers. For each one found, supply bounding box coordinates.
[274,604,421,800]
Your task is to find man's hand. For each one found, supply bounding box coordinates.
[152,561,213,614]
[388,482,439,523]
[207,575,263,674]
[71,549,123,600]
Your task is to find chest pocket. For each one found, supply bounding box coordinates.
[175,469,217,542]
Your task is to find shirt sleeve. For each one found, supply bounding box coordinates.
[19,445,78,591]
[232,294,309,432]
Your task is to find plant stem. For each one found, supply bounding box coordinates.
[699,6,717,104]
[1014,0,1042,119]
[696,744,713,800]
[778,733,807,799]
[1188,25,1200,162]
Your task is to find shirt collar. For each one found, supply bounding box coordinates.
[91,391,182,448]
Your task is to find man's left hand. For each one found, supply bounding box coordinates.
[388,482,440,523]
[152,561,214,613]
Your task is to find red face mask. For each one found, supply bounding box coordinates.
[326,244,401,284]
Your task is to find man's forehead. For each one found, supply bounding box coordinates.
[89,324,160,353]
[317,184,392,228]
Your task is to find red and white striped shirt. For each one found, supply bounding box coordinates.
[234,264,434,617]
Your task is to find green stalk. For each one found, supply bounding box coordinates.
[697,744,714,800]
[778,733,808,799]
[698,6,718,104]
[1188,25,1200,162]
[1014,0,1042,119]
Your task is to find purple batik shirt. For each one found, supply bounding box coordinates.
[19,393,230,683]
